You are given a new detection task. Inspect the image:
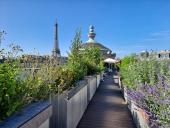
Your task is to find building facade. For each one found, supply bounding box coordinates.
[139,50,170,60]
[157,50,170,59]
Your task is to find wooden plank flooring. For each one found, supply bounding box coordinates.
[77,74,136,128]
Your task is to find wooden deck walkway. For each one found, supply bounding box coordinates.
[77,74,136,128]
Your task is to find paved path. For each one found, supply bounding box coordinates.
[77,74,136,128]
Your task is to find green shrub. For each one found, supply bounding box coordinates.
[0,29,104,121]
[82,46,103,75]
[67,29,87,80]
[119,55,137,88]
[120,55,170,124]
[0,61,26,120]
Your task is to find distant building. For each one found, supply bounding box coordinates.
[20,54,51,68]
[139,50,170,60]
[80,25,116,59]
[139,50,149,58]
[157,50,170,59]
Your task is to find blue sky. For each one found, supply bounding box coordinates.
[0,0,170,58]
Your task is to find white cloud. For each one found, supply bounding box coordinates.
[138,30,170,43]
[150,30,170,38]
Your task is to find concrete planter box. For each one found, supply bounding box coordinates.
[50,80,88,128]
[50,75,100,128]
[122,86,128,103]
[100,71,104,81]
[121,85,150,128]
[121,86,154,128]
[119,82,153,128]
[84,75,97,103]
[129,100,170,128]
[96,74,101,88]
[118,76,122,89]
[0,101,52,128]
[128,100,150,128]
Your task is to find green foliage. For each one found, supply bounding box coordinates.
[67,29,87,80]
[82,46,103,75]
[119,55,137,88]
[68,29,82,63]
[0,43,26,120]
[67,29,103,78]
[120,55,170,124]
[0,29,104,121]
[120,54,137,67]
[0,60,26,120]
[120,57,170,88]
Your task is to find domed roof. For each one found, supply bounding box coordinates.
[79,25,116,59]
[80,25,111,52]
[81,42,111,52]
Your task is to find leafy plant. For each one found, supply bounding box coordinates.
[82,46,103,75]
[0,45,26,120]
[0,28,104,121]
[120,55,170,126]
[67,29,87,80]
